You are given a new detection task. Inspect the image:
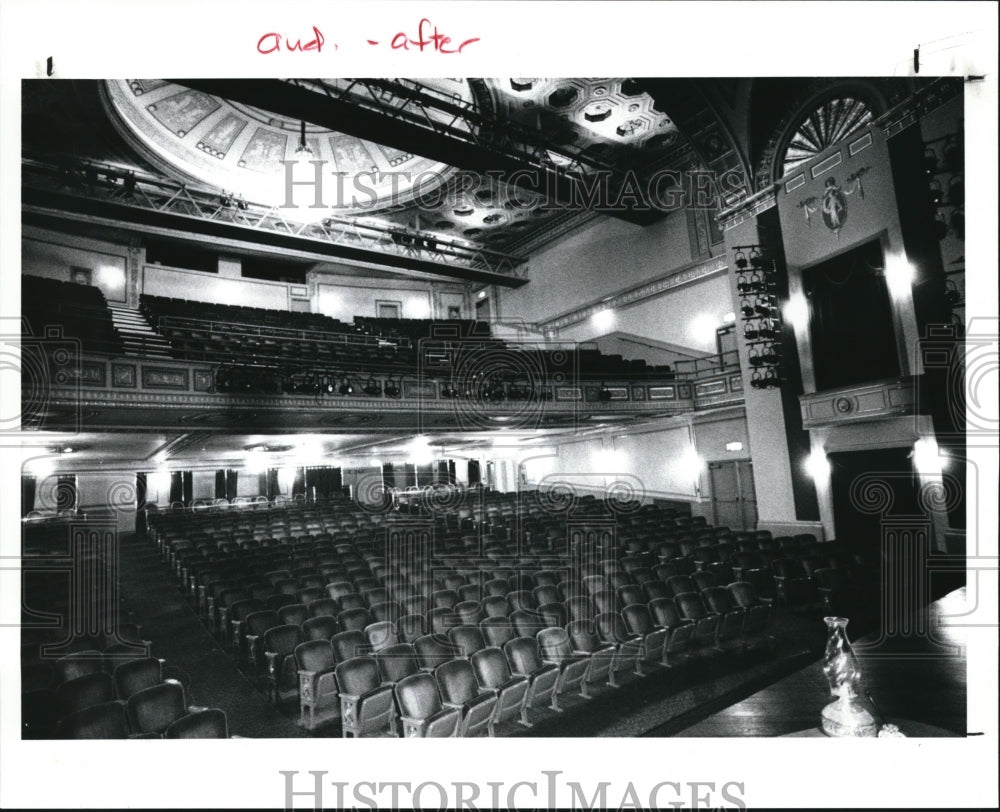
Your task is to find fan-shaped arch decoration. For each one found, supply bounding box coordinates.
[780,96,874,177]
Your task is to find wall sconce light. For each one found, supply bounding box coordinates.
[384,377,401,398]
[805,448,831,483]
[362,376,382,397]
[338,376,355,396]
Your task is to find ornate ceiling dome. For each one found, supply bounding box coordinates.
[103,79,472,218]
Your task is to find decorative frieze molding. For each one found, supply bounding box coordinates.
[717,185,778,231]
[537,255,728,332]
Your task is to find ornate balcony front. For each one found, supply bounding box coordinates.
[21,351,743,434]
[799,377,916,429]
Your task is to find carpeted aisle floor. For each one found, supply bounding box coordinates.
[115,532,309,738]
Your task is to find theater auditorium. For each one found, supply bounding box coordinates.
[17,77,970,740]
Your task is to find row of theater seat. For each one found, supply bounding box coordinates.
[22,275,124,355]
[138,293,675,383]
[148,492,809,735]
[20,524,232,740]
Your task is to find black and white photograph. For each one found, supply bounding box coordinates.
[1,2,997,810]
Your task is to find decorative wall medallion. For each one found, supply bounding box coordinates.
[797,166,870,234]
[834,397,855,414]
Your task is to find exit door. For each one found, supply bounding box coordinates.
[708,460,757,530]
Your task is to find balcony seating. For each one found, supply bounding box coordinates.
[294,640,340,729]
[335,656,397,738]
[435,659,498,737]
[470,647,530,733]
[22,275,124,355]
[394,673,461,737]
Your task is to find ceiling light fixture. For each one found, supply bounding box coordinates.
[295,121,313,159]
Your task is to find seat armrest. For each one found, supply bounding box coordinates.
[264,651,281,677]
[187,704,209,713]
